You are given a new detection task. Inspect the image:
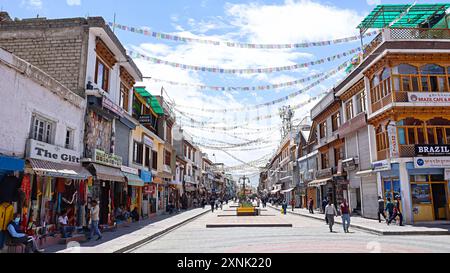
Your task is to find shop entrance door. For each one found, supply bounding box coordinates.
[431,183,448,220]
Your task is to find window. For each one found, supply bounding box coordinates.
[144,145,151,168]
[321,153,329,169]
[184,145,187,157]
[356,91,366,114]
[420,64,445,92]
[164,150,171,166]
[152,151,158,170]
[31,115,55,144]
[345,99,353,121]
[397,118,450,145]
[375,125,389,152]
[319,121,327,139]
[95,58,110,92]
[119,83,129,111]
[331,112,340,132]
[65,129,74,149]
[166,124,172,144]
[133,141,143,164]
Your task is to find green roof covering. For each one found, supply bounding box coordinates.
[134,87,164,115]
[358,4,450,33]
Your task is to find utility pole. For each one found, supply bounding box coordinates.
[239,175,250,198]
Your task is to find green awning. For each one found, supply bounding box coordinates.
[123,172,144,187]
[134,87,164,115]
[358,4,450,33]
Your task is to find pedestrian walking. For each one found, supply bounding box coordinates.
[322,197,329,224]
[340,199,351,233]
[377,196,387,223]
[308,198,314,214]
[324,200,337,232]
[385,197,394,222]
[290,198,295,212]
[387,196,403,226]
[210,197,215,213]
[219,198,223,210]
[282,199,288,215]
[88,200,102,241]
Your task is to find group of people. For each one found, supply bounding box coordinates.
[114,205,140,222]
[5,199,104,253]
[208,197,224,213]
[377,196,403,226]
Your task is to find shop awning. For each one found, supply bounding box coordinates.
[134,87,164,115]
[28,159,91,180]
[308,178,331,187]
[140,170,152,183]
[281,187,295,194]
[89,163,125,182]
[0,155,24,172]
[355,169,375,177]
[124,172,144,187]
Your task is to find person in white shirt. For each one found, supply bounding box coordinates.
[88,200,102,241]
[58,210,75,238]
[324,200,338,232]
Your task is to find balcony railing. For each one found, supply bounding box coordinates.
[371,74,450,113]
[363,28,450,59]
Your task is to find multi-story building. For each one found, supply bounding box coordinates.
[201,153,215,197]
[309,90,347,208]
[0,12,143,226]
[173,126,199,207]
[356,4,450,223]
[130,86,164,216]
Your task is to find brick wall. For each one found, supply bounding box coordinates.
[0,18,89,97]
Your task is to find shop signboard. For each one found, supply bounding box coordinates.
[408,92,450,104]
[372,160,391,172]
[121,165,139,175]
[415,145,450,157]
[27,139,80,165]
[143,136,153,148]
[414,157,450,168]
[387,122,399,158]
[94,149,122,168]
[102,96,124,117]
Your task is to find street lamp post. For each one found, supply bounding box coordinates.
[239,175,250,200]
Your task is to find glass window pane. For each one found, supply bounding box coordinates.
[421,77,429,92]
[97,61,104,87]
[384,180,392,200]
[446,128,450,144]
[417,128,425,144]
[402,77,411,91]
[438,77,445,92]
[437,128,445,144]
[411,184,431,205]
[427,128,436,144]
[407,128,416,144]
[398,128,406,145]
[420,64,445,75]
[392,180,401,199]
[412,77,419,91]
[397,64,418,75]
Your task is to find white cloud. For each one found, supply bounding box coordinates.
[225,0,364,43]
[66,0,81,6]
[21,0,43,10]
[367,0,382,6]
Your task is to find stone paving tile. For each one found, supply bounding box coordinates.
[54,208,210,253]
[268,205,450,235]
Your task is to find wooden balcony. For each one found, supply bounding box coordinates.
[377,149,389,161]
[399,144,415,157]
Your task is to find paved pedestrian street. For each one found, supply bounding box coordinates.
[128,205,450,253]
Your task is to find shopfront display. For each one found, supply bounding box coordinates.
[122,166,144,216]
[410,174,449,222]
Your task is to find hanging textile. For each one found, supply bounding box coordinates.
[21,175,31,202]
[31,175,37,201]
[44,177,52,200]
[87,176,93,187]
[56,178,66,193]
[37,176,43,198]
[79,180,86,203]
